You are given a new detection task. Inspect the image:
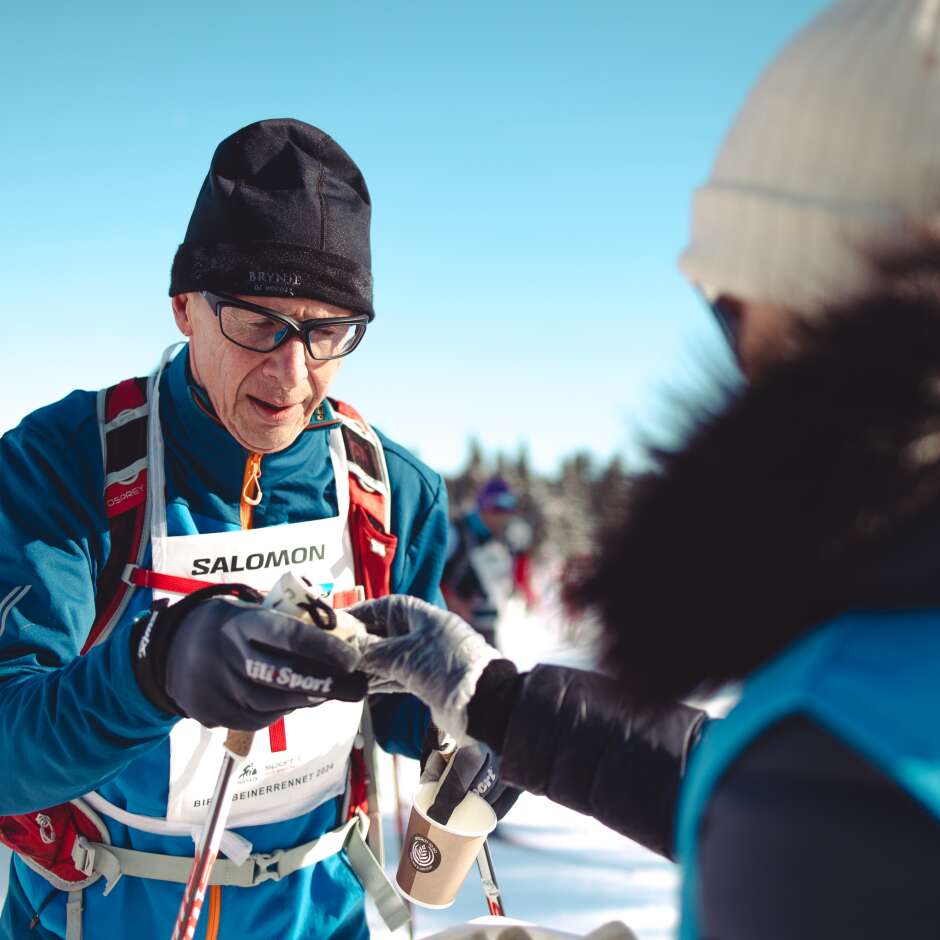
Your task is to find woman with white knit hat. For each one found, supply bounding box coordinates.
[348,2,940,937]
[680,0,940,373]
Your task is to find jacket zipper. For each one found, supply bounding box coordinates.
[241,453,263,530]
[208,454,263,938]
[206,884,222,939]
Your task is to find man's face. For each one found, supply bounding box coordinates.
[172,292,348,454]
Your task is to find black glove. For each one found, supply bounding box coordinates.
[422,741,520,826]
[131,584,368,730]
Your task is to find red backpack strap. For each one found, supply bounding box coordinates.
[331,400,398,848]
[331,399,396,600]
[83,377,150,653]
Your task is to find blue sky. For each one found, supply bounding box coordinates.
[1,0,829,473]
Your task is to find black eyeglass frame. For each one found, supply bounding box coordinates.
[201,290,370,360]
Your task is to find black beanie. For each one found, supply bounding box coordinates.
[170,119,374,319]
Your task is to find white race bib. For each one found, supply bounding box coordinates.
[152,427,364,827]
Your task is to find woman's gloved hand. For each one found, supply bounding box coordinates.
[131,584,368,730]
[422,742,521,826]
[349,595,502,743]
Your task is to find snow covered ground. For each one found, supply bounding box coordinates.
[0,595,683,937]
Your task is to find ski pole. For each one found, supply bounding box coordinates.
[170,573,340,940]
[170,728,253,940]
[436,742,507,918]
[476,841,505,917]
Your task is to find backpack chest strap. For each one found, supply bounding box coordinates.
[71,812,408,930]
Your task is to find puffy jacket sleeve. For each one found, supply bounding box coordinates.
[470,662,707,859]
[0,393,177,815]
[367,435,449,759]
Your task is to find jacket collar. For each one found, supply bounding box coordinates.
[159,345,338,501]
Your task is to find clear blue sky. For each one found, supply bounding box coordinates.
[1,0,829,474]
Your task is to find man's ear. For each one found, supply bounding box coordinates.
[171,293,195,337]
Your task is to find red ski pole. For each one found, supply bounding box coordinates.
[476,841,505,917]
[170,728,253,940]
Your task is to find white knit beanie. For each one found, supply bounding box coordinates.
[679,0,940,313]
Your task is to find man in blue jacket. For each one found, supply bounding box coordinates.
[0,119,457,939]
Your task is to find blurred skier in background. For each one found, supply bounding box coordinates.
[351,2,940,938]
[441,475,534,649]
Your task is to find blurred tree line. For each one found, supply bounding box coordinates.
[444,440,633,563]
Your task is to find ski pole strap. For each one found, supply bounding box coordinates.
[359,705,384,865]
[344,821,411,932]
[70,813,410,930]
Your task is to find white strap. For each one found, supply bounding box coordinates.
[65,890,83,940]
[71,818,357,890]
[83,790,253,862]
[328,426,351,519]
[329,426,357,585]
[148,343,185,550]
[70,815,409,931]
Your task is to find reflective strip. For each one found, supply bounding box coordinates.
[0,585,30,637]
[104,457,148,489]
[103,405,148,432]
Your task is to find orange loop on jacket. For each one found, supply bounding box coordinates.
[240,454,263,529]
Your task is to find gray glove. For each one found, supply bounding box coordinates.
[131,584,367,731]
[350,595,501,743]
[422,742,520,825]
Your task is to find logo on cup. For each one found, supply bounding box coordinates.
[408,834,442,873]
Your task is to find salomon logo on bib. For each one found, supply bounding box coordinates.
[191,544,326,576]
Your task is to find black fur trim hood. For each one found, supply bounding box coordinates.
[576,250,940,709]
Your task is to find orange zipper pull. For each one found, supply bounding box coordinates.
[240,453,263,529]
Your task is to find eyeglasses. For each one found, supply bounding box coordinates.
[201,290,369,360]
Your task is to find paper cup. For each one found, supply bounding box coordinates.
[395,781,497,908]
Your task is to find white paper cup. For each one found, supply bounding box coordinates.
[395,781,497,908]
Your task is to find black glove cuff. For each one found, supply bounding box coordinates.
[466,658,523,753]
[130,582,265,718]
[130,604,186,717]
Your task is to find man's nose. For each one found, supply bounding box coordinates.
[263,334,308,386]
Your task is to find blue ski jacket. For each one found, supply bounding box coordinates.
[0,347,449,939]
